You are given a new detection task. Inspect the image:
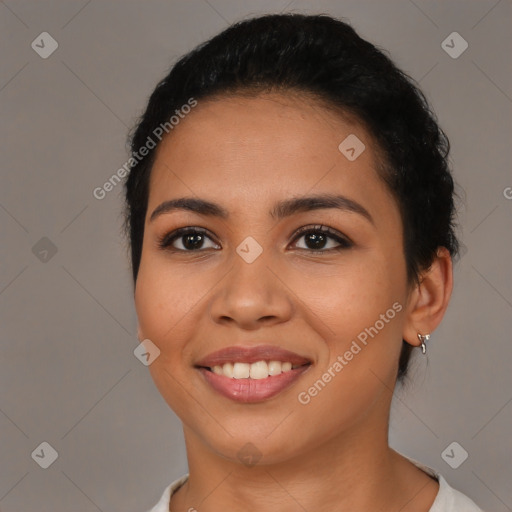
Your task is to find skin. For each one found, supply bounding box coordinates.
[134,92,453,512]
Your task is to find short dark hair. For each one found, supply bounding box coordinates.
[123,13,460,383]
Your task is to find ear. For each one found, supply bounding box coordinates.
[402,247,453,348]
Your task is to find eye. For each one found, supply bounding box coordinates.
[290,224,353,252]
[157,227,219,252]
[157,224,353,253]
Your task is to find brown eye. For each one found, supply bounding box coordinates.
[157,224,352,254]
[158,227,220,252]
[291,225,353,252]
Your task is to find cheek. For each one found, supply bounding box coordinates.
[134,258,197,348]
[290,252,403,331]
[291,271,403,442]
[134,261,200,414]
[289,253,405,389]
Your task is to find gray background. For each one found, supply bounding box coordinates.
[0,1,511,511]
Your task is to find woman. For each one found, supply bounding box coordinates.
[124,13,483,512]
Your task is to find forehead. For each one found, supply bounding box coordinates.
[153,92,372,164]
[147,92,393,219]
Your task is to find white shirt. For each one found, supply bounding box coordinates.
[146,456,483,512]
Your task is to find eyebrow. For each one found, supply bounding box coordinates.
[149,193,374,225]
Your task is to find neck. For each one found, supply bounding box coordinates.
[169,399,437,511]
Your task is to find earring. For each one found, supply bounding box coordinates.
[417,333,430,354]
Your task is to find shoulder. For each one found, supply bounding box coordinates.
[145,466,485,512]
[402,454,484,512]
[429,474,484,511]
[145,474,189,512]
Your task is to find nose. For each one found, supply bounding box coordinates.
[209,248,294,330]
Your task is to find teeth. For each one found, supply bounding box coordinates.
[212,365,224,375]
[249,361,268,379]
[210,360,301,379]
[233,362,250,379]
[268,360,282,376]
[222,362,234,378]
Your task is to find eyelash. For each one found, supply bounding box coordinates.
[156,224,353,254]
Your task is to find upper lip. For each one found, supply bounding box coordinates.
[195,345,312,368]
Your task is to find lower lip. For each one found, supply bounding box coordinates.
[198,366,311,403]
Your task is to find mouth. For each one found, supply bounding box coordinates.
[201,360,309,378]
[194,345,312,403]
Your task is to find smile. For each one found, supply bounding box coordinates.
[208,360,303,379]
[195,345,312,403]
[197,364,311,403]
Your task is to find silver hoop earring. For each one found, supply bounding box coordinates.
[417,333,430,354]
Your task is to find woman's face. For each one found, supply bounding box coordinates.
[135,93,411,464]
